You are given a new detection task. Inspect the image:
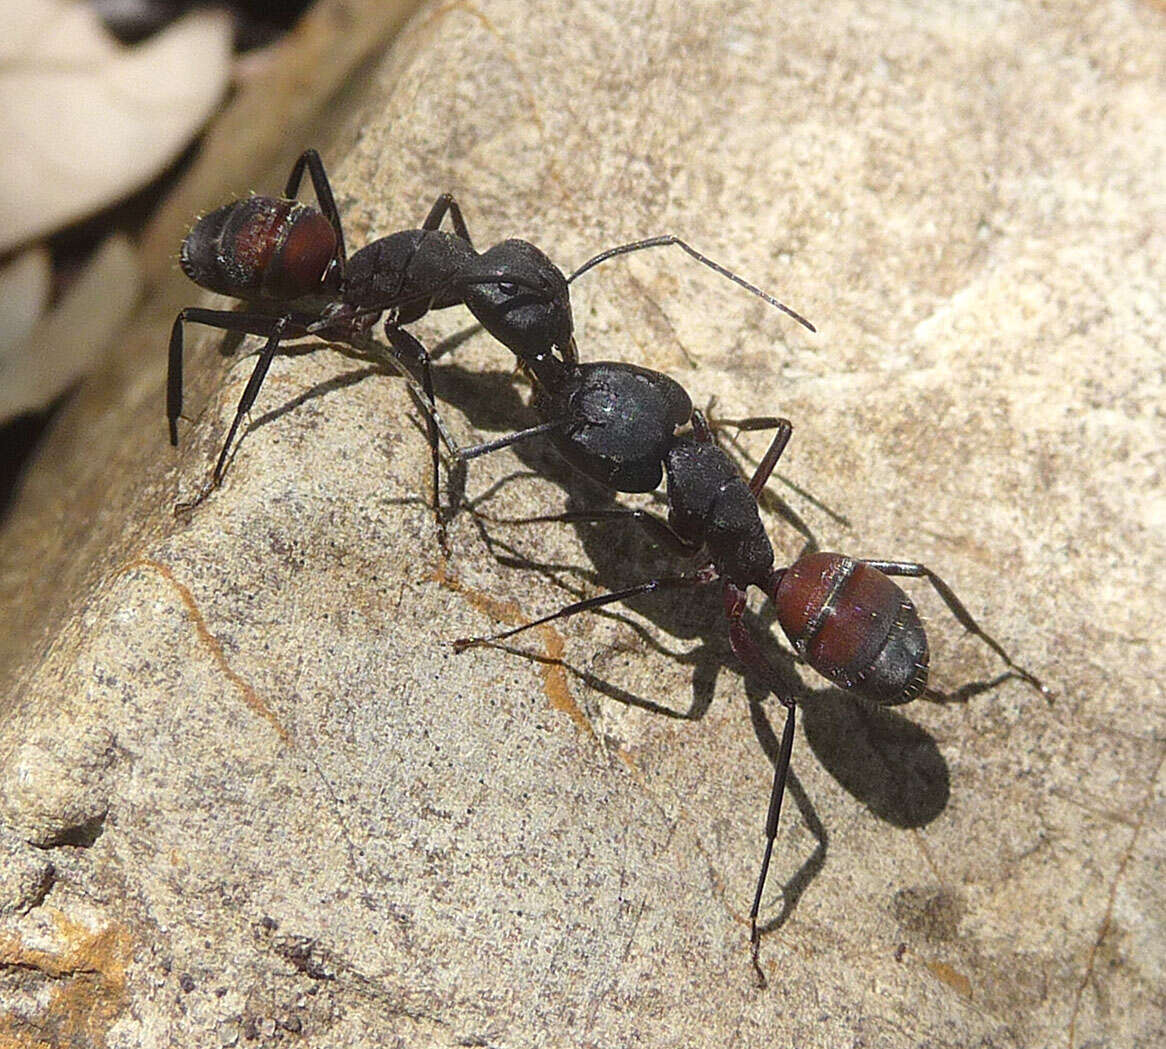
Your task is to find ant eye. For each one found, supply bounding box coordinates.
[498,281,523,297]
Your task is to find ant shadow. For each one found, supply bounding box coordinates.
[422,351,956,932]
[192,329,972,934]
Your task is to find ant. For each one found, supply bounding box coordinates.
[168,147,527,517]
[167,149,815,525]
[453,405,1050,987]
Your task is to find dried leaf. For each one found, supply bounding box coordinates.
[0,0,232,251]
[0,234,139,419]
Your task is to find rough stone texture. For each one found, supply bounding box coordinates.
[0,830,54,916]
[1,1,1162,1046]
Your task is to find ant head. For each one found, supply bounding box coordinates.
[460,240,574,368]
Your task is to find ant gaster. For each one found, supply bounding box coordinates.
[454,408,1050,987]
[168,149,814,518]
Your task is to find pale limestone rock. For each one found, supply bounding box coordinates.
[0,1,1161,1046]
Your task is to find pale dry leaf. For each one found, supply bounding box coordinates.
[0,0,233,251]
[0,233,139,419]
[0,247,51,362]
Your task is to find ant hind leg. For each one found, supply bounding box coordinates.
[283,149,347,276]
[168,308,298,447]
[723,580,799,989]
[863,560,1051,700]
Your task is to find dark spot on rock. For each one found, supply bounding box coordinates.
[892,886,964,941]
[36,809,108,849]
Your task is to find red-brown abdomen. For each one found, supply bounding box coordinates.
[180,197,336,302]
[771,553,929,705]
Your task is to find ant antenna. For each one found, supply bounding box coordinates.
[567,235,817,333]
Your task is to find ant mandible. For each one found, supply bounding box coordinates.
[453,406,1050,987]
[168,149,815,522]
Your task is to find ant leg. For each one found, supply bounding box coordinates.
[284,149,347,277]
[420,193,474,247]
[384,326,444,536]
[210,317,292,487]
[744,421,793,500]
[566,235,816,333]
[723,580,798,988]
[710,414,788,434]
[342,330,461,460]
[691,409,793,500]
[704,408,792,448]
[175,316,294,512]
[168,309,296,446]
[750,701,795,989]
[456,420,573,461]
[862,560,1051,699]
[707,409,848,533]
[452,573,707,650]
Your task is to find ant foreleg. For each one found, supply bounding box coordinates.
[567,235,816,333]
[283,148,347,276]
[384,326,445,537]
[168,309,305,446]
[723,580,798,989]
[420,193,473,246]
[452,574,706,651]
[862,560,1051,700]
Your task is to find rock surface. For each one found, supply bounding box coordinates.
[1,1,1162,1046]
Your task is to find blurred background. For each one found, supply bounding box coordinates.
[0,0,408,519]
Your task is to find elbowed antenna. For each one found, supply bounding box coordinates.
[566,235,817,334]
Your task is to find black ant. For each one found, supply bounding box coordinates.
[452,406,1050,987]
[167,149,815,524]
[168,147,531,517]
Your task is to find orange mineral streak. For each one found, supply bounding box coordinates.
[535,623,594,739]
[0,912,133,1048]
[926,959,974,998]
[430,564,595,740]
[116,558,292,745]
